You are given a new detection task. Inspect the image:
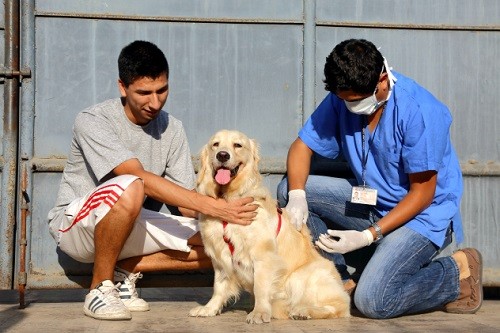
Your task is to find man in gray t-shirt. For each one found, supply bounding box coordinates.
[47,40,257,321]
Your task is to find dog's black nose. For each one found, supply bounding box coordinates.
[216,151,230,162]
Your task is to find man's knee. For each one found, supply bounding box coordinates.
[115,178,144,217]
[354,281,399,319]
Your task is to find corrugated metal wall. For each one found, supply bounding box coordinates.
[1,0,497,290]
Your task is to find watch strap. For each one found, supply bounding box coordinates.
[371,222,383,242]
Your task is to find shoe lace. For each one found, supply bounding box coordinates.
[99,283,123,305]
[469,282,477,301]
[125,272,143,297]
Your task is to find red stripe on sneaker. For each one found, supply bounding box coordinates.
[59,183,125,232]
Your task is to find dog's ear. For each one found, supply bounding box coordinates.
[249,138,261,173]
[197,142,217,197]
[196,143,210,193]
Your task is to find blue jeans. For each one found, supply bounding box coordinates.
[277,175,460,319]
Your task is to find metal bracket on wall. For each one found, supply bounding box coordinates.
[0,67,32,80]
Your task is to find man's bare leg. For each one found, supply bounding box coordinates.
[91,179,144,289]
[117,232,212,273]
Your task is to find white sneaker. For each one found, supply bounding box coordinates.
[83,280,132,320]
[114,268,150,312]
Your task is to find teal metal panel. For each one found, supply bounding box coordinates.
[33,18,303,161]
[315,27,499,162]
[314,23,499,285]
[36,0,304,22]
[317,0,499,27]
[28,1,304,288]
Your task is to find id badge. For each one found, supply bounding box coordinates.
[351,186,377,205]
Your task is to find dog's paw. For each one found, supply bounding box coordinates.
[189,305,220,317]
[289,308,312,320]
[246,310,272,324]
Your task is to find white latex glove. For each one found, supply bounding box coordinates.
[285,189,308,230]
[316,229,374,254]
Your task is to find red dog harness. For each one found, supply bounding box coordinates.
[222,207,283,256]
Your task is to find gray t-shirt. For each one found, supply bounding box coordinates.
[48,98,196,222]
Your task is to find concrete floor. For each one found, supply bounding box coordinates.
[1,287,499,333]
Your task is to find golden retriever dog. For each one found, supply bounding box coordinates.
[189,130,350,324]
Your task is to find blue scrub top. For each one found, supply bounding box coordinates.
[299,72,463,246]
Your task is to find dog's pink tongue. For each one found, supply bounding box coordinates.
[215,169,231,185]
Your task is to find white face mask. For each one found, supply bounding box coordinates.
[344,58,396,116]
[344,87,384,116]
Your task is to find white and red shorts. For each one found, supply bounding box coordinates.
[50,174,199,263]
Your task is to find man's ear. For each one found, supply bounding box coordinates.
[379,72,389,83]
[118,79,127,98]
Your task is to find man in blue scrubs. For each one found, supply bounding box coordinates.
[277,39,482,318]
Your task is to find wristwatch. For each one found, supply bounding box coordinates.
[371,222,383,242]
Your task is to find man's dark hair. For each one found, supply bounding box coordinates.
[118,40,169,87]
[323,39,384,94]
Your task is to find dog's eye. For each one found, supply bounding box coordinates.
[234,143,242,148]
[212,142,219,147]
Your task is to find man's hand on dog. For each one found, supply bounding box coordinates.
[213,196,258,225]
[286,189,309,230]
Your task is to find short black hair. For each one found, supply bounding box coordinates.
[323,39,384,94]
[118,40,169,87]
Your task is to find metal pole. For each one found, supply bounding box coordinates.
[302,0,316,122]
[19,0,36,308]
[2,0,20,295]
[19,167,28,308]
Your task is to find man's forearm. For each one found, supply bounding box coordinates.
[286,138,313,190]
